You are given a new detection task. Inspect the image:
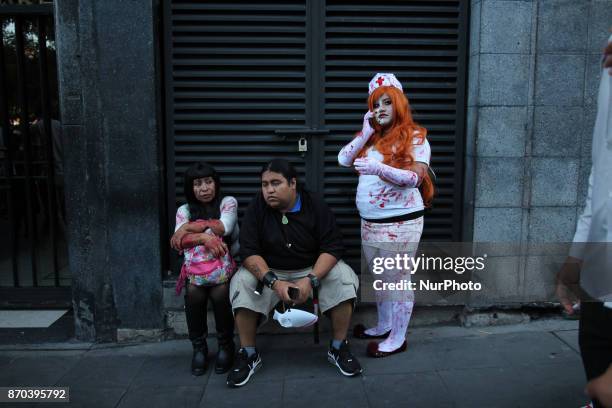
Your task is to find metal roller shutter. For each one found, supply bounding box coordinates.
[323,0,468,268]
[164,0,468,271]
[165,0,309,208]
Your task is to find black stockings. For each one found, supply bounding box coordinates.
[184,282,235,345]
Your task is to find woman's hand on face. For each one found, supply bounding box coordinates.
[354,157,383,176]
[361,111,375,138]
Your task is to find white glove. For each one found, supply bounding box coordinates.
[354,157,419,187]
[360,111,375,138]
[354,157,383,176]
[338,111,376,167]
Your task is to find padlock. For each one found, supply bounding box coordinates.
[298,137,307,152]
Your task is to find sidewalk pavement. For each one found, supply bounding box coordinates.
[0,319,587,408]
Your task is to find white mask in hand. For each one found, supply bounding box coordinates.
[273,308,318,328]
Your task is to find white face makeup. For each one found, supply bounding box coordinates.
[373,93,393,127]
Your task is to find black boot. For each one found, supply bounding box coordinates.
[191,337,208,376]
[215,339,235,374]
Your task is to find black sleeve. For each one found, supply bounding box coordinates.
[313,194,345,260]
[239,195,262,260]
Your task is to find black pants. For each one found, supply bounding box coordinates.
[184,282,235,346]
[579,302,612,408]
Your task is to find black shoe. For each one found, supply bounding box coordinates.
[226,348,262,388]
[366,340,407,358]
[191,337,208,376]
[215,340,235,374]
[327,339,362,377]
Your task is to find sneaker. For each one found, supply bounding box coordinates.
[327,339,363,377]
[226,348,262,388]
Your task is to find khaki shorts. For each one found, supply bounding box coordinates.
[229,260,359,324]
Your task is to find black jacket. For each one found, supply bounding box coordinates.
[239,189,345,270]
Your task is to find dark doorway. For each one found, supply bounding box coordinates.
[0,2,70,309]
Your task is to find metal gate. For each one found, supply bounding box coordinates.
[0,2,70,306]
[163,0,468,271]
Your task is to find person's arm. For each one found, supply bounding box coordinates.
[405,162,429,187]
[338,111,375,167]
[217,196,238,236]
[354,135,431,187]
[354,157,421,187]
[176,197,238,237]
[312,253,339,279]
[172,219,219,249]
[586,363,612,407]
[174,205,189,232]
[170,205,191,251]
[242,255,270,281]
[243,254,295,304]
[180,233,227,257]
[293,252,337,305]
[171,196,237,242]
[569,166,594,260]
[555,256,582,315]
[604,39,612,75]
[178,220,223,235]
[556,166,593,314]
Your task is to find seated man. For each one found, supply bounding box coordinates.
[227,158,362,387]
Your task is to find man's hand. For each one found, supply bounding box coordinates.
[292,277,312,305]
[604,40,612,75]
[273,280,298,304]
[586,364,612,407]
[555,256,582,315]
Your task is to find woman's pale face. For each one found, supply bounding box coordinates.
[193,177,216,204]
[373,93,393,127]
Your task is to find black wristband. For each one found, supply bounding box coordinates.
[307,273,320,289]
[262,271,279,289]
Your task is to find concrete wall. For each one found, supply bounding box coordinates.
[54,0,164,341]
[467,0,612,306]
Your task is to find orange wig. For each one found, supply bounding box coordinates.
[356,85,434,207]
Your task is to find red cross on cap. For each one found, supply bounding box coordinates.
[376,76,385,86]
